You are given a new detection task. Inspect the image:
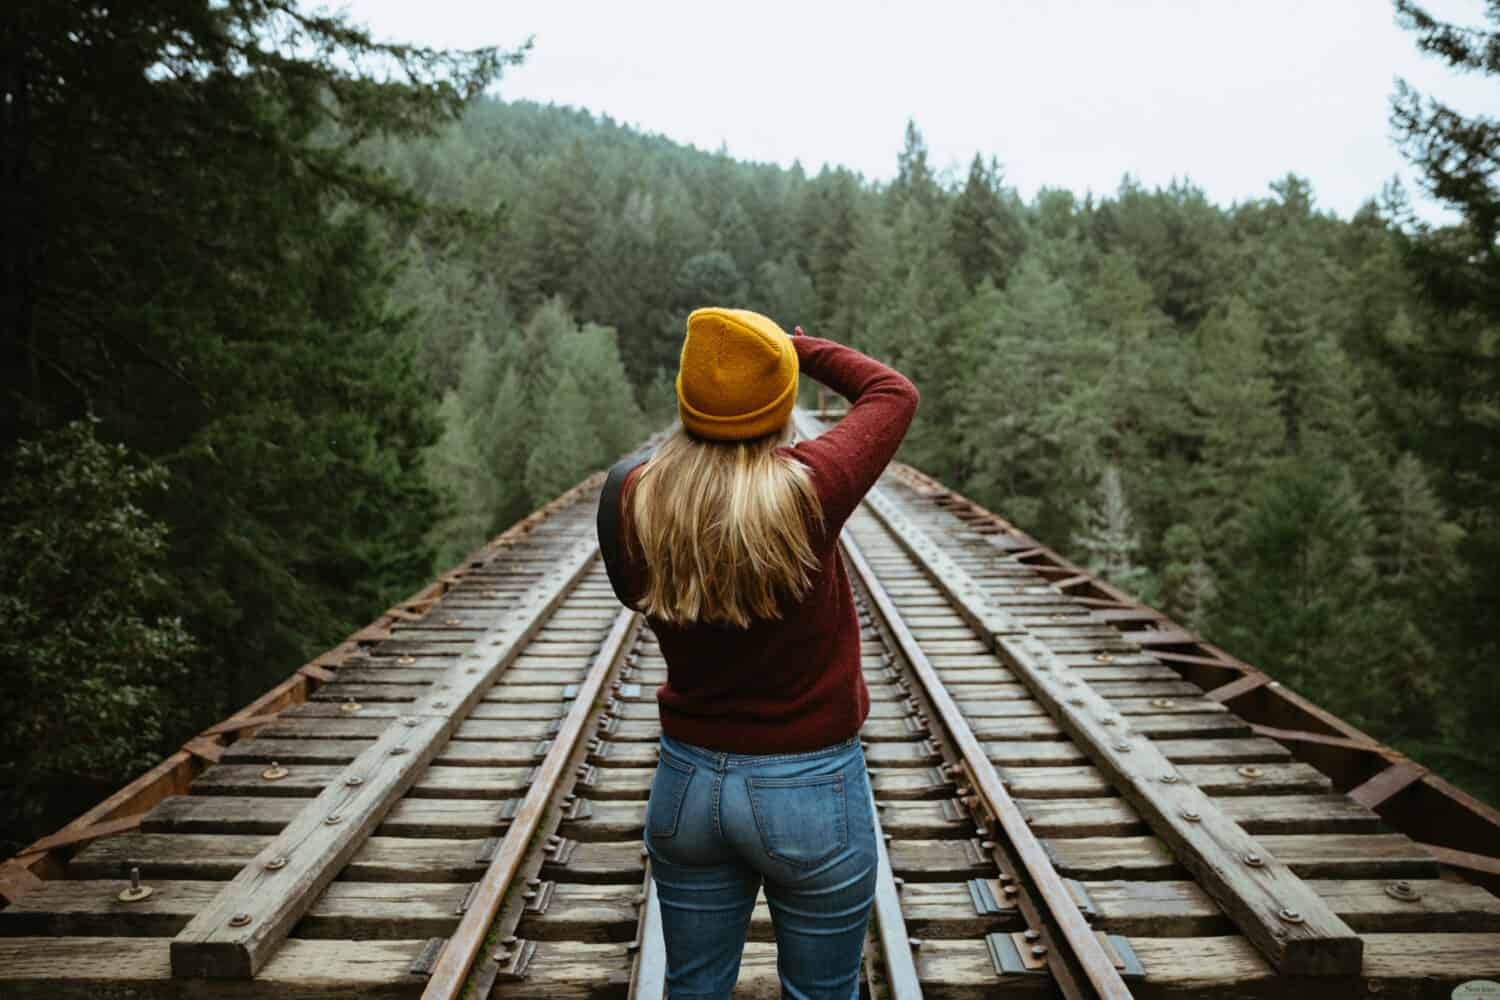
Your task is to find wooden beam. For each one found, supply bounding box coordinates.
[860,485,1363,976]
[1207,674,1268,704]
[201,714,283,738]
[1348,762,1426,811]
[169,715,449,979]
[15,813,143,858]
[1249,724,1381,755]
[1416,842,1500,878]
[296,663,336,684]
[0,863,43,904]
[180,736,224,764]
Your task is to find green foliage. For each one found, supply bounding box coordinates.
[422,297,647,568]
[1204,460,1389,721]
[0,0,519,845]
[1071,463,1147,596]
[0,418,196,847]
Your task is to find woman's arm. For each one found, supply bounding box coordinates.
[788,332,920,539]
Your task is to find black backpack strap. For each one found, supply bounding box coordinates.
[597,446,656,610]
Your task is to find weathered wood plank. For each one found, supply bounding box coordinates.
[190,763,536,799]
[997,761,1331,799]
[1076,878,1500,937]
[1045,833,1441,880]
[170,715,450,977]
[143,795,519,838]
[0,937,436,998]
[221,738,543,767]
[0,879,471,938]
[1021,794,1380,837]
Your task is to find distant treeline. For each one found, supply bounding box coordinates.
[2,0,1494,852]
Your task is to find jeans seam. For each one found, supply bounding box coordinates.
[711,773,722,838]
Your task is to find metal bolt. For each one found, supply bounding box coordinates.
[1160,774,1180,785]
[344,775,363,787]
[229,913,252,928]
[1094,652,1114,662]
[1114,742,1132,752]
[1243,852,1264,868]
[1278,907,1304,924]
[1181,808,1201,822]
[908,937,923,949]
[261,762,289,781]
[1238,765,1263,779]
[1030,944,1047,958]
[390,747,409,756]
[1151,698,1176,708]
[117,866,153,903]
[325,812,344,826]
[1385,880,1421,902]
[264,856,288,871]
[1023,928,1040,942]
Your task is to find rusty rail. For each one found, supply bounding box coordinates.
[839,525,1131,999]
[423,605,643,999]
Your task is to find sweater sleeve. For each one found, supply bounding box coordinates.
[788,335,919,543]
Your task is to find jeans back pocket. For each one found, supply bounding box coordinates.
[746,772,848,868]
[646,750,695,840]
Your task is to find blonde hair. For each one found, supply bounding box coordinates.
[626,421,825,628]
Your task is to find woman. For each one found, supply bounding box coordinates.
[605,306,919,999]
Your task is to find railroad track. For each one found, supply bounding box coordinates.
[3,408,1500,998]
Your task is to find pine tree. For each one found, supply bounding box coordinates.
[948,154,1025,290]
[1206,460,1391,722]
[525,371,603,504]
[1071,463,1148,595]
[1186,296,1285,549]
[1159,523,1216,629]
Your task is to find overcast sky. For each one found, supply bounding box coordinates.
[334,0,1494,224]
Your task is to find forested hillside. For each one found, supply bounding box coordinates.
[3,0,1494,853]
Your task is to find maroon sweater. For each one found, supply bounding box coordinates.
[616,335,919,753]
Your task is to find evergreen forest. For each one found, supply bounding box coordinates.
[2,0,1496,853]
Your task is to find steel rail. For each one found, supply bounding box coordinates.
[838,517,1133,999]
[626,860,667,999]
[862,767,924,1000]
[422,604,643,999]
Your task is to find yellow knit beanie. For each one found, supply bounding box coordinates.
[675,307,799,441]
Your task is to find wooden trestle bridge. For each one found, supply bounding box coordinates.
[2,407,1499,998]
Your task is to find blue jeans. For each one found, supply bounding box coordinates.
[643,733,878,1000]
